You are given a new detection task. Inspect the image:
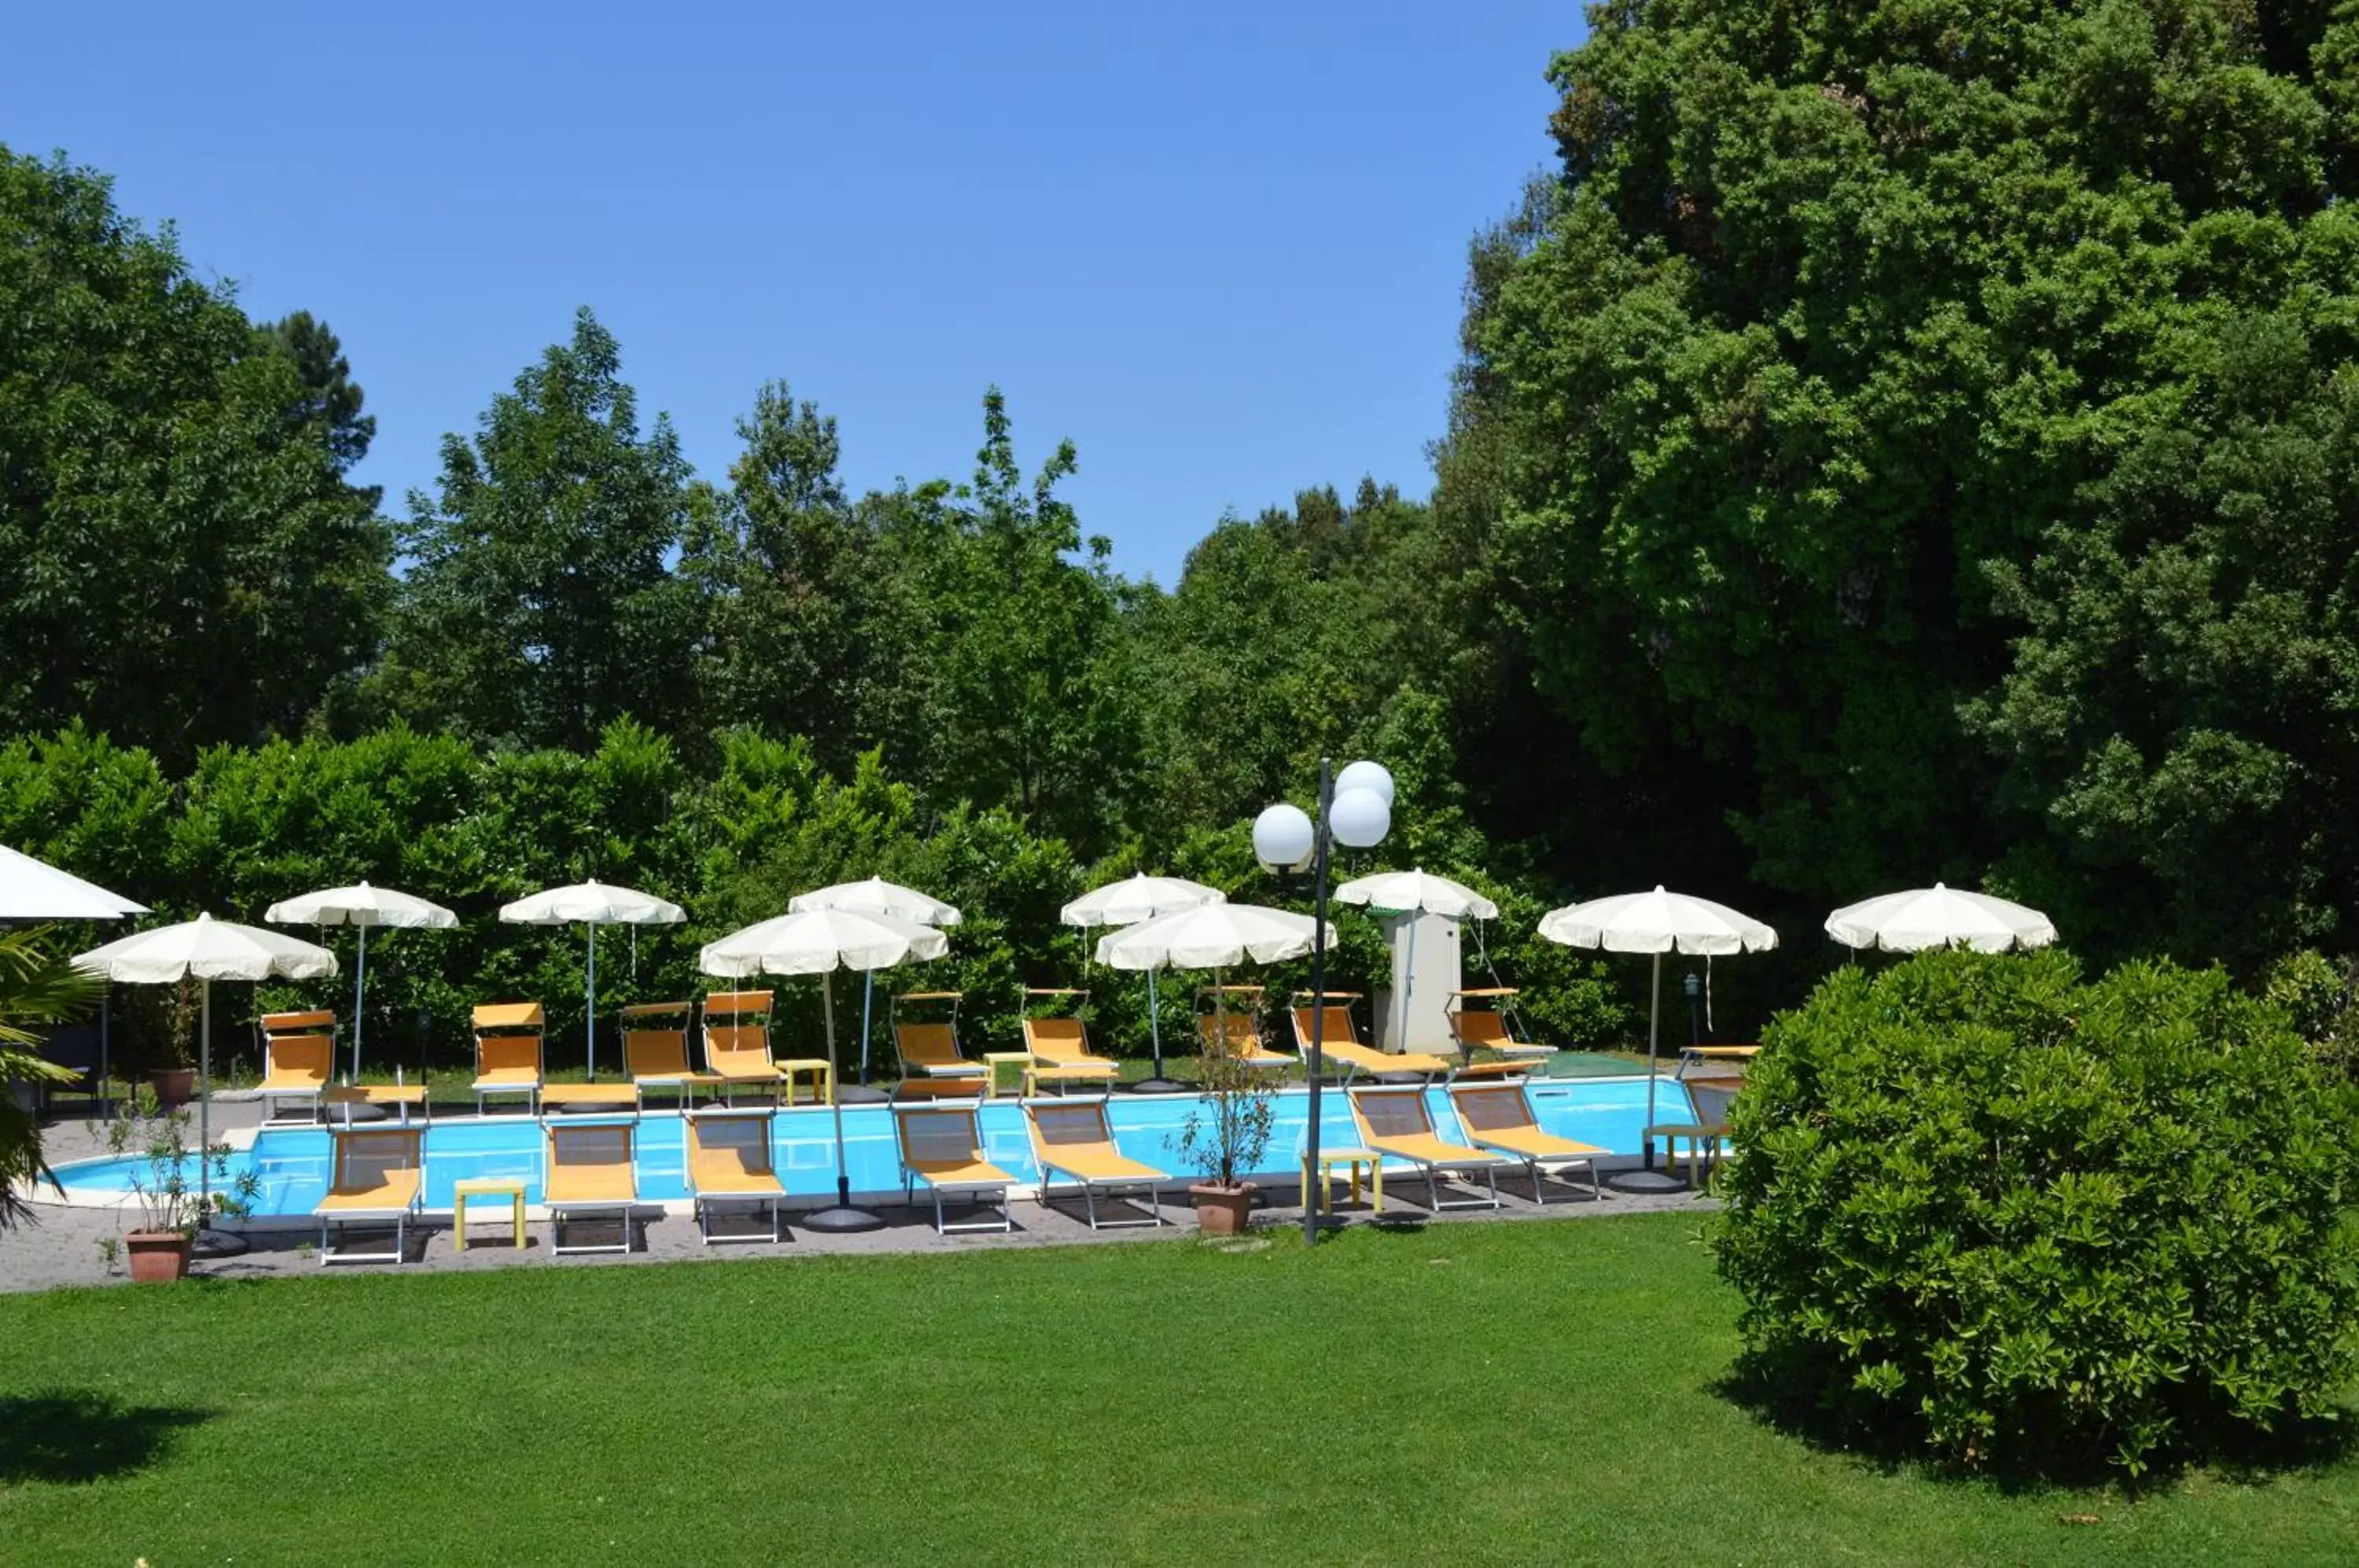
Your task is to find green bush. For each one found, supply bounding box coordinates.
[1715,948,2359,1478]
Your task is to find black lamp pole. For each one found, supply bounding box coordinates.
[1684,970,1702,1048]
[1301,759,1335,1247]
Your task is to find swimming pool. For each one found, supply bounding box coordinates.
[49,1077,1700,1217]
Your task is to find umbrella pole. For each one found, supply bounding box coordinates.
[1135,966,1184,1094]
[352,925,368,1081]
[586,925,597,1081]
[1605,948,1689,1195]
[190,978,246,1259]
[805,970,885,1232]
[859,971,874,1085]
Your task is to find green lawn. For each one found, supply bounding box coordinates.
[2,1214,2352,1565]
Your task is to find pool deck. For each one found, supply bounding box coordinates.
[2,1099,1720,1294]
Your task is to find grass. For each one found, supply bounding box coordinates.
[2,1215,2353,1565]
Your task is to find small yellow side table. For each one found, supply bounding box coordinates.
[981,1052,1032,1099]
[452,1177,527,1252]
[778,1058,835,1106]
[1301,1147,1382,1215]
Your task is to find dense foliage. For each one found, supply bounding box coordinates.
[7,2,2359,1053]
[1717,948,2359,1477]
[0,723,1622,1074]
[1442,0,2359,967]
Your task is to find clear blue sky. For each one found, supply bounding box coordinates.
[3,3,1581,585]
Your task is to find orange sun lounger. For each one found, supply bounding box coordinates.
[1021,992,1121,1092]
[684,1108,784,1244]
[1345,1084,1503,1212]
[895,1103,1018,1234]
[701,991,789,1104]
[543,1117,639,1255]
[472,1003,545,1116]
[1025,1099,1168,1229]
[625,1001,719,1109]
[894,997,988,1085]
[1447,1081,1604,1203]
[1444,989,1556,1081]
[1195,989,1296,1077]
[313,1125,424,1264]
[1289,995,1452,1084]
[259,1010,337,1122]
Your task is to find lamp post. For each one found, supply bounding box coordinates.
[1684,970,1702,1049]
[1254,757,1393,1246]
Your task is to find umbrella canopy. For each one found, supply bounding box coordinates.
[786,879,960,1088]
[1331,867,1498,920]
[0,842,148,922]
[1059,874,1224,929]
[1539,887,1777,1166]
[75,913,337,984]
[699,907,949,977]
[1538,886,1777,955]
[265,882,458,1080]
[75,915,337,1237]
[499,881,686,1079]
[265,882,456,929]
[789,877,963,927]
[499,881,685,927]
[1824,883,2058,953]
[1095,903,1334,971]
[1060,874,1225,1090]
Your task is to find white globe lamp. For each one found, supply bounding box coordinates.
[1334,760,1395,807]
[1252,803,1316,873]
[1329,786,1391,848]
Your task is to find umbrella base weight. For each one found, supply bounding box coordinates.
[1606,1168,1689,1195]
[190,1227,249,1260]
[1126,1077,1190,1095]
[801,1205,887,1234]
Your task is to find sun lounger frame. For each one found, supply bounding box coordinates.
[684,1107,786,1245]
[314,1125,424,1265]
[543,1115,640,1255]
[1346,1084,1505,1212]
[895,1103,1016,1235]
[258,1010,337,1123]
[1024,1096,1168,1230]
[1447,1082,1604,1204]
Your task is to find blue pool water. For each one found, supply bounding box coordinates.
[51,1077,1698,1215]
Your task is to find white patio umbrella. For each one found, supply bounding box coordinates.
[1824,883,2058,953]
[264,882,457,1080]
[1539,886,1777,1183]
[789,878,962,1089]
[1061,874,1224,1092]
[3,843,149,1108]
[73,915,337,1251]
[1333,867,1499,1052]
[0,843,149,922]
[499,881,686,1079]
[1097,902,1334,1107]
[700,907,951,1232]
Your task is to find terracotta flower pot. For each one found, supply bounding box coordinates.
[147,1067,196,1109]
[1190,1181,1257,1236]
[125,1231,192,1283]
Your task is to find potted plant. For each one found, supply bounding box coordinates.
[144,977,199,1108]
[99,1089,259,1282]
[1173,1007,1275,1235]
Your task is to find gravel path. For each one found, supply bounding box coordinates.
[2,1098,1719,1293]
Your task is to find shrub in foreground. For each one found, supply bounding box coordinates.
[1715,949,2359,1478]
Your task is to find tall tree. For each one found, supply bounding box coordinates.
[0,147,391,763]
[683,381,922,771]
[256,309,379,497]
[380,308,701,751]
[1441,0,2357,963]
[881,390,1141,851]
